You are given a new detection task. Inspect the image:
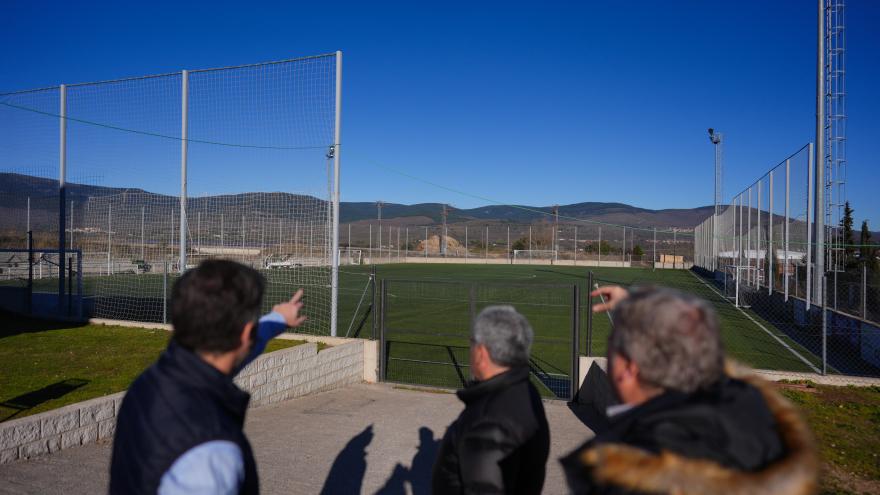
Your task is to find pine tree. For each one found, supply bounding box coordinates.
[841,201,855,262]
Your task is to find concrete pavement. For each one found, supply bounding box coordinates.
[0,383,594,494]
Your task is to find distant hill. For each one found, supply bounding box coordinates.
[0,172,714,231]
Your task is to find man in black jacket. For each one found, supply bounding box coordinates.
[432,305,550,494]
[109,260,307,494]
[561,286,818,495]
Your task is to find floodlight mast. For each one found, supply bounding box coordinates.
[708,128,723,271]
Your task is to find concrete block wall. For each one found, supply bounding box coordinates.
[0,392,124,465]
[1,339,368,464]
[234,340,365,407]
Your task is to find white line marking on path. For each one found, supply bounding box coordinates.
[688,270,821,374]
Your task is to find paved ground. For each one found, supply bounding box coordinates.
[0,383,593,494]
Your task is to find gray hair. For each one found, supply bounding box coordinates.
[609,287,724,393]
[471,305,533,367]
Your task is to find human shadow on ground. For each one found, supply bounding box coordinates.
[320,424,374,495]
[375,426,441,495]
[0,379,89,422]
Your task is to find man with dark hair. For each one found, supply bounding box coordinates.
[561,285,818,495]
[110,260,307,495]
[432,305,550,494]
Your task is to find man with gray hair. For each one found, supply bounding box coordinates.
[561,286,817,495]
[432,305,550,494]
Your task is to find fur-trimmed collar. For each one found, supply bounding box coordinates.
[579,362,818,495]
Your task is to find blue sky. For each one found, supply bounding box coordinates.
[2,0,878,224]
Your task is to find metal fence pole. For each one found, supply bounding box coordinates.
[59,84,67,313]
[107,204,112,276]
[586,271,593,356]
[77,251,83,319]
[862,264,867,320]
[405,227,409,262]
[424,227,428,261]
[371,265,377,339]
[331,51,342,336]
[369,224,372,264]
[67,255,73,317]
[485,226,488,263]
[785,159,790,301]
[163,260,168,324]
[180,70,189,273]
[27,230,33,314]
[465,225,469,263]
[529,226,532,264]
[769,171,774,294]
[571,284,580,401]
[653,227,656,270]
[807,142,815,307]
[507,226,510,264]
[574,226,578,266]
[598,227,602,266]
[380,278,387,381]
[821,273,827,375]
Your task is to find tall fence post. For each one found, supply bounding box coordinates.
[331,50,342,336]
[67,255,73,317]
[380,278,387,381]
[769,170,774,294]
[507,226,510,264]
[180,69,189,274]
[59,84,67,314]
[586,271,593,356]
[863,264,868,320]
[424,227,428,261]
[574,226,578,266]
[570,284,580,402]
[163,260,168,324]
[821,273,827,376]
[469,284,476,326]
[77,250,83,319]
[784,159,790,301]
[27,230,33,314]
[598,227,602,266]
[652,227,656,271]
[370,265,377,340]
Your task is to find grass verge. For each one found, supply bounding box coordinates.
[0,312,305,422]
[778,382,880,495]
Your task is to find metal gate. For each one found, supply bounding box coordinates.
[378,279,579,400]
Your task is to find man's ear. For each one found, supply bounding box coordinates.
[240,321,256,350]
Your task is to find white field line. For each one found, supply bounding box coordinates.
[688,270,821,374]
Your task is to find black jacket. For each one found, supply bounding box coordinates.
[561,366,818,495]
[432,366,550,494]
[110,342,259,494]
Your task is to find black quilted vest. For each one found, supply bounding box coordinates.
[109,341,258,494]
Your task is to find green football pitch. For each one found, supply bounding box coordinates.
[11,263,823,395]
[337,264,822,395]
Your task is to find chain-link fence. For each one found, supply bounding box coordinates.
[340,221,693,269]
[1,53,342,333]
[378,279,579,400]
[694,144,880,378]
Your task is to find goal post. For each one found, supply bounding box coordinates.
[338,248,363,266]
[512,249,558,264]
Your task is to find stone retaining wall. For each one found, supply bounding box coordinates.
[1,340,366,464]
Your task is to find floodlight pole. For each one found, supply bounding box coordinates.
[180,70,189,273]
[709,129,723,272]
